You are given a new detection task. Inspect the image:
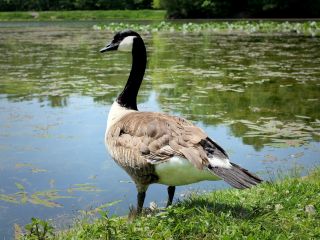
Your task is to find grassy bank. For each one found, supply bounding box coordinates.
[21,168,320,239]
[0,10,166,21]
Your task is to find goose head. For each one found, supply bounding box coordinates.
[99,30,147,111]
[100,30,142,53]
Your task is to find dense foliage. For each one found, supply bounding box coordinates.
[0,0,152,11]
[0,0,319,18]
[161,0,320,18]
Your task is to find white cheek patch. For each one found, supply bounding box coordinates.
[118,36,135,52]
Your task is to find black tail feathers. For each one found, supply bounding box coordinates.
[209,163,263,189]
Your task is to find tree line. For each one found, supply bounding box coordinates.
[0,0,319,18]
[160,0,320,18]
[0,0,152,11]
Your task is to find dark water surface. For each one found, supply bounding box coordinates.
[0,22,319,237]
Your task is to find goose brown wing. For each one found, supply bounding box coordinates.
[106,111,263,189]
[106,111,220,169]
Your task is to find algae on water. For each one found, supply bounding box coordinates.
[94,21,320,37]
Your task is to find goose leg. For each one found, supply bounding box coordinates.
[135,184,148,215]
[137,191,146,214]
[166,186,175,207]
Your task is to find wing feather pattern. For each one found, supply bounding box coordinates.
[106,111,262,188]
[106,112,228,170]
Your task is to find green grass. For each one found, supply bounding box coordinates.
[20,168,320,239]
[0,10,166,21]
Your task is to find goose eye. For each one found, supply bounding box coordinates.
[114,37,123,43]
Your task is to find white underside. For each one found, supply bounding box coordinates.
[155,156,221,186]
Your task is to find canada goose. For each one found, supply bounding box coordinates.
[100,30,262,214]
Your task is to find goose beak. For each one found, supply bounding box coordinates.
[100,42,118,53]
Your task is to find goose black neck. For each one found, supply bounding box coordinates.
[117,37,146,110]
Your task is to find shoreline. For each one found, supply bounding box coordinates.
[0,10,320,22]
[20,168,320,239]
[0,10,166,21]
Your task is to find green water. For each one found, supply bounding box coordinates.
[0,22,319,237]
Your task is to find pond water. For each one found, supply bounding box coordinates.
[0,21,319,237]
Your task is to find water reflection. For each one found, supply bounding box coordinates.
[0,25,319,238]
[147,33,320,149]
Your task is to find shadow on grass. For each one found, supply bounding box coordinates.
[179,198,262,220]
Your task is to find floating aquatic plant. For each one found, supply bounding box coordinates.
[0,188,72,207]
[15,163,48,174]
[67,183,103,193]
[0,180,104,208]
[29,190,70,208]
[94,21,320,37]
[238,118,320,148]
